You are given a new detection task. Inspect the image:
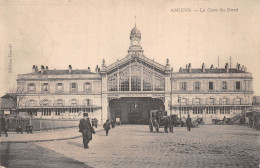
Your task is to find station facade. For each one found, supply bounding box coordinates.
[16,26,253,124]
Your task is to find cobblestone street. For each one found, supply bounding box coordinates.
[35,125,260,168]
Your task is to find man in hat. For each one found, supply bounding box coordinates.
[186,114,192,131]
[103,119,110,136]
[79,113,93,149]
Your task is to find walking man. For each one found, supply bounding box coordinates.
[0,115,8,137]
[79,113,93,149]
[186,114,192,131]
[103,119,110,136]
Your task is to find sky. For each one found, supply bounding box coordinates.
[0,0,260,96]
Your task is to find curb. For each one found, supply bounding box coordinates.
[0,128,103,144]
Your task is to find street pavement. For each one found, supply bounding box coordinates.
[32,125,259,168]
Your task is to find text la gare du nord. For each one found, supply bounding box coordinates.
[171,8,238,13]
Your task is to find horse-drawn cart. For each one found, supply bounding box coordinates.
[149,110,173,133]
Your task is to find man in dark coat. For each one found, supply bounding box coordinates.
[79,113,93,149]
[0,115,8,137]
[103,119,110,136]
[186,115,192,131]
[25,123,33,134]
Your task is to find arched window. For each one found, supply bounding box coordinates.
[119,67,129,91]
[154,73,164,91]
[108,62,165,92]
[108,73,117,91]
[42,99,49,106]
[143,68,152,91]
[57,99,63,106]
[71,99,77,106]
[131,64,141,91]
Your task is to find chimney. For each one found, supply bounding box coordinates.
[210,64,214,69]
[186,64,188,69]
[241,65,244,71]
[46,66,49,70]
[188,63,192,73]
[88,67,91,71]
[101,59,106,71]
[179,67,182,72]
[68,65,72,74]
[202,63,205,73]
[225,63,229,73]
[35,65,38,72]
[165,58,170,71]
[95,65,99,73]
[32,65,36,73]
[238,64,241,70]
[41,65,45,73]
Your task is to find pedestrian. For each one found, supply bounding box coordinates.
[25,123,33,134]
[79,113,94,149]
[103,119,110,136]
[163,117,169,133]
[111,119,115,128]
[0,115,8,137]
[186,115,192,131]
[16,124,23,134]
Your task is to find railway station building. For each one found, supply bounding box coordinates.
[16,26,253,124]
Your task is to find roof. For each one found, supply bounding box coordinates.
[25,70,95,75]
[0,98,16,109]
[1,93,17,99]
[177,68,247,74]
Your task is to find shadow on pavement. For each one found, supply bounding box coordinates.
[0,142,93,168]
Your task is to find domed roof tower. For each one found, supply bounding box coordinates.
[130,25,141,40]
[128,25,143,54]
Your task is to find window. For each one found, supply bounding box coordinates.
[43,83,48,92]
[71,83,77,92]
[119,68,129,91]
[108,74,118,91]
[143,68,152,91]
[29,100,35,107]
[222,81,227,90]
[28,83,35,92]
[209,98,214,105]
[194,82,200,91]
[209,82,214,90]
[236,81,241,90]
[154,73,164,91]
[57,99,63,106]
[57,83,63,92]
[131,65,141,91]
[194,98,200,105]
[222,98,228,105]
[180,82,187,91]
[85,82,91,92]
[181,98,187,105]
[71,99,77,106]
[85,99,92,106]
[235,98,241,105]
[42,99,49,106]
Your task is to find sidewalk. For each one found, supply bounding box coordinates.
[0,126,104,143]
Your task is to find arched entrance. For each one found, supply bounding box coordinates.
[109,97,164,124]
